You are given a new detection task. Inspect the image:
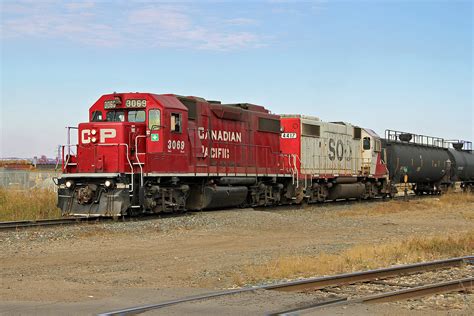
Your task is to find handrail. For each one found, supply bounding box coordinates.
[61,144,78,172]
[134,135,147,187]
[60,143,134,193]
[385,129,447,148]
[66,126,78,156]
[285,154,299,187]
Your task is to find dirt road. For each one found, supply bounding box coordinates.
[1,197,473,314]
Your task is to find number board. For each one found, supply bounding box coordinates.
[104,100,116,109]
[281,132,297,139]
[126,99,147,108]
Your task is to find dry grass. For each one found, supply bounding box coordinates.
[232,231,474,285]
[336,192,474,217]
[0,188,61,221]
[437,192,474,205]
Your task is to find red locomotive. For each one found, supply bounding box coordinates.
[57,92,391,216]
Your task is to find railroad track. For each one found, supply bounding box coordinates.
[0,217,99,230]
[272,278,473,315]
[0,214,174,231]
[98,256,473,316]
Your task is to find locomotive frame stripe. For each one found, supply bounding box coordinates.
[60,173,121,178]
[145,172,293,178]
[60,172,294,178]
[60,172,380,179]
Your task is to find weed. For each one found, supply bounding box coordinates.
[336,192,474,217]
[232,231,474,285]
[0,188,60,221]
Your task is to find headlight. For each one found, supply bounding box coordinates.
[105,180,115,188]
[65,180,74,188]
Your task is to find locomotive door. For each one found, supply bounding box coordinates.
[166,109,188,171]
[146,108,163,156]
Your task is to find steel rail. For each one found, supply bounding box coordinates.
[0,218,92,230]
[97,287,258,316]
[362,277,474,303]
[0,213,181,231]
[264,256,472,292]
[273,277,474,315]
[97,256,473,316]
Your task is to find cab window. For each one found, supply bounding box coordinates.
[128,110,145,123]
[91,111,103,122]
[363,137,371,150]
[148,109,161,130]
[106,110,125,122]
[171,113,182,133]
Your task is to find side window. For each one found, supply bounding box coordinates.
[302,124,320,137]
[91,111,103,122]
[171,113,182,133]
[363,137,371,150]
[258,117,281,133]
[374,139,381,152]
[148,109,161,130]
[128,110,145,123]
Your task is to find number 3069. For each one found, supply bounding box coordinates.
[168,140,185,151]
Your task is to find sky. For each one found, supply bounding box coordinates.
[0,0,472,158]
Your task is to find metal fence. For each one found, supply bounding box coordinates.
[0,169,60,191]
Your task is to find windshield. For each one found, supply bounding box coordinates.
[106,110,125,122]
[128,110,146,122]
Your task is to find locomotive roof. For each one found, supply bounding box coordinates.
[280,114,320,121]
[95,92,272,115]
[150,94,187,111]
[364,128,380,138]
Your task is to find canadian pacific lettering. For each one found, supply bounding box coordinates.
[198,127,242,143]
[201,146,230,159]
[197,127,241,159]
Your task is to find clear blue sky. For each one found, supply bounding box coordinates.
[1,0,472,158]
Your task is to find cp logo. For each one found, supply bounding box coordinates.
[82,129,116,144]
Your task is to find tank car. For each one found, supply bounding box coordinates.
[446,141,474,192]
[382,130,452,194]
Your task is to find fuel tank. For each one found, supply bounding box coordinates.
[186,186,248,210]
[383,140,451,183]
[448,149,474,181]
[327,183,365,200]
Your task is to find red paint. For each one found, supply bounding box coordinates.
[63,92,388,183]
[64,93,291,176]
[280,117,301,172]
[374,152,389,178]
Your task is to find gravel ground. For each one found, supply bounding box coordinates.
[0,199,473,315]
[301,266,473,311]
